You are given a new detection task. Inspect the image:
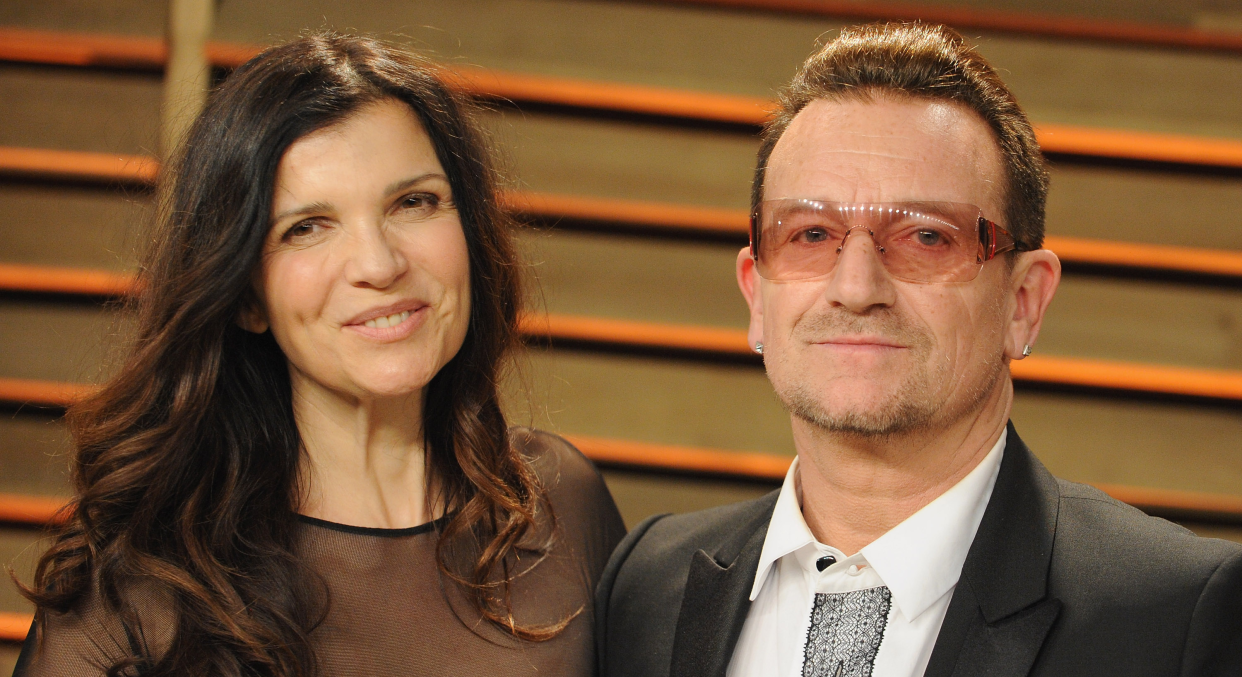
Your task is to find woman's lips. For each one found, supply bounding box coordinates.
[344,304,429,342]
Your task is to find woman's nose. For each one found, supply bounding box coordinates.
[343,221,408,289]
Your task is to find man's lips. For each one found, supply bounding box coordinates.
[814,335,907,349]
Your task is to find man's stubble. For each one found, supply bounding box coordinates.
[770,302,1007,440]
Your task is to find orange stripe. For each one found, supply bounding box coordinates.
[6,30,1242,168]
[0,452,1238,528]
[0,377,95,408]
[500,191,750,236]
[1035,124,1242,168]
[0,611,32,643]
[5,310,1242,403]
[520,313,754,356]
[566,434,791,480]
[1010,355,1242,402]
[0,262,138,297]
[0,492,70,526]
[0,146,157,185]
[4,148,1242,283]
[652,0,1242,53]
[443,65,772,125]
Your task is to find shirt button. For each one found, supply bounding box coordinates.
[816,555,836,571]
[847,564,863,576]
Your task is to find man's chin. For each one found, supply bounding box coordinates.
[782,388,936,438]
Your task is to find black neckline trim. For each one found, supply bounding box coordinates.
[296,513,448,538]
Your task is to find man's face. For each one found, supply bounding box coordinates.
[741,96,1013,437]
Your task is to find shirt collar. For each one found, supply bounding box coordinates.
[750,456,817,601]
[748,428,1007,623]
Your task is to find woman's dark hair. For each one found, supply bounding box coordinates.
[22,32,552,676]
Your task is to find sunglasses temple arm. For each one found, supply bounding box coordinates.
[749,213,760,260]
[979,217,1019,262]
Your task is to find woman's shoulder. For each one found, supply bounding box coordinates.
[508,427,625,542]
[509,427,602,493]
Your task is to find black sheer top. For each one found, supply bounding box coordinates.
[14,429,627,676]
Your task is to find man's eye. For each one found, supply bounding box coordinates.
[915,229,944,246]
[796,227,830,244]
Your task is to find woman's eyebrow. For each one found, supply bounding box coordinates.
[384,172,449,197]
[272,200,333,223]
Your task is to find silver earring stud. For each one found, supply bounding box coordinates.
[1022,344,1032,357]
[754,342,764,354]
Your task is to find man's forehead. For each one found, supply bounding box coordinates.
[764,96,1005,213]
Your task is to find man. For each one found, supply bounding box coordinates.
[595,22,1242,677]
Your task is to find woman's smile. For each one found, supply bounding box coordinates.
[343,300,432,342]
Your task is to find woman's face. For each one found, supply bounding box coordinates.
[247,98,471,401]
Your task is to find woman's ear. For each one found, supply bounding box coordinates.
[236,293,270,334]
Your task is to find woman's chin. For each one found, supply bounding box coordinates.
[347,365,440,399]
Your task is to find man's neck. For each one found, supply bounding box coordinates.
[794,381,1012,556]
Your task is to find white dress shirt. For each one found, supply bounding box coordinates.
[727,429,1006,677]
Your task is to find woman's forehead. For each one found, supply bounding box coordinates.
[272,100,442,208]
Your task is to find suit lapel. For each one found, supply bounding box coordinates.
[924,423,1062,677]
[669,493,775,677]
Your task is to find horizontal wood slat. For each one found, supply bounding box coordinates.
[0,377,94,408]
[0,146,157,185]
[654,0,1242,53]
[4,299,1242,403]
[5,147,1242,283]
[0,492,69,527]
[566,433,790,479]
[0,611,31,643]
[0,439,1239,534]
[0,262,137,297]
[5,30,1242,169]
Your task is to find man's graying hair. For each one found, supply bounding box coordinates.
[753,22,1048,251]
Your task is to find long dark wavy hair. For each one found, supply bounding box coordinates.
[22,32,554,676]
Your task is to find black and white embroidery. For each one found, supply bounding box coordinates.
[800,586,892,677]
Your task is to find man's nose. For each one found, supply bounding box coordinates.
[343,220,408,289]
[823,226,897,312]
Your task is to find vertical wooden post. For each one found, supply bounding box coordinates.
[160,0,214,160]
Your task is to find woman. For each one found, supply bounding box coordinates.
[16,32,625,676]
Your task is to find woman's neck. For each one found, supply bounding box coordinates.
[291,373,437,529]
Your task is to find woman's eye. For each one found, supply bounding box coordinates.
[915,229,944,246]
[399,193,440,216]
[283,220,324,241]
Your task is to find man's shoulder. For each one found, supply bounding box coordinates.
[623,490,779,567]
[1051,477,1242,586]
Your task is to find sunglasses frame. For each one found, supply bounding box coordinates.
[748,200,1023,283]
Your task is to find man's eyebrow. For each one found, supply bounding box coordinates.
[384,172,450,197]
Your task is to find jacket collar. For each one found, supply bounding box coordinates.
[669,491,777,677]
[923,422,1062,677]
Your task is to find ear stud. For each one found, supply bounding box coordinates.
[1022,344,1033,357]
[754,342,764,354]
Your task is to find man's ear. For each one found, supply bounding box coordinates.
[1005,249,1061,360]
[236,292,270,334]
[736,247,765,352]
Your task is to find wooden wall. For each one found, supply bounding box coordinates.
[3,0,1242,668]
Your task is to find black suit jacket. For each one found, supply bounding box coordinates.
[595,424,1242,677]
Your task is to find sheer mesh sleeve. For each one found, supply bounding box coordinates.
[13,579,175,677]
